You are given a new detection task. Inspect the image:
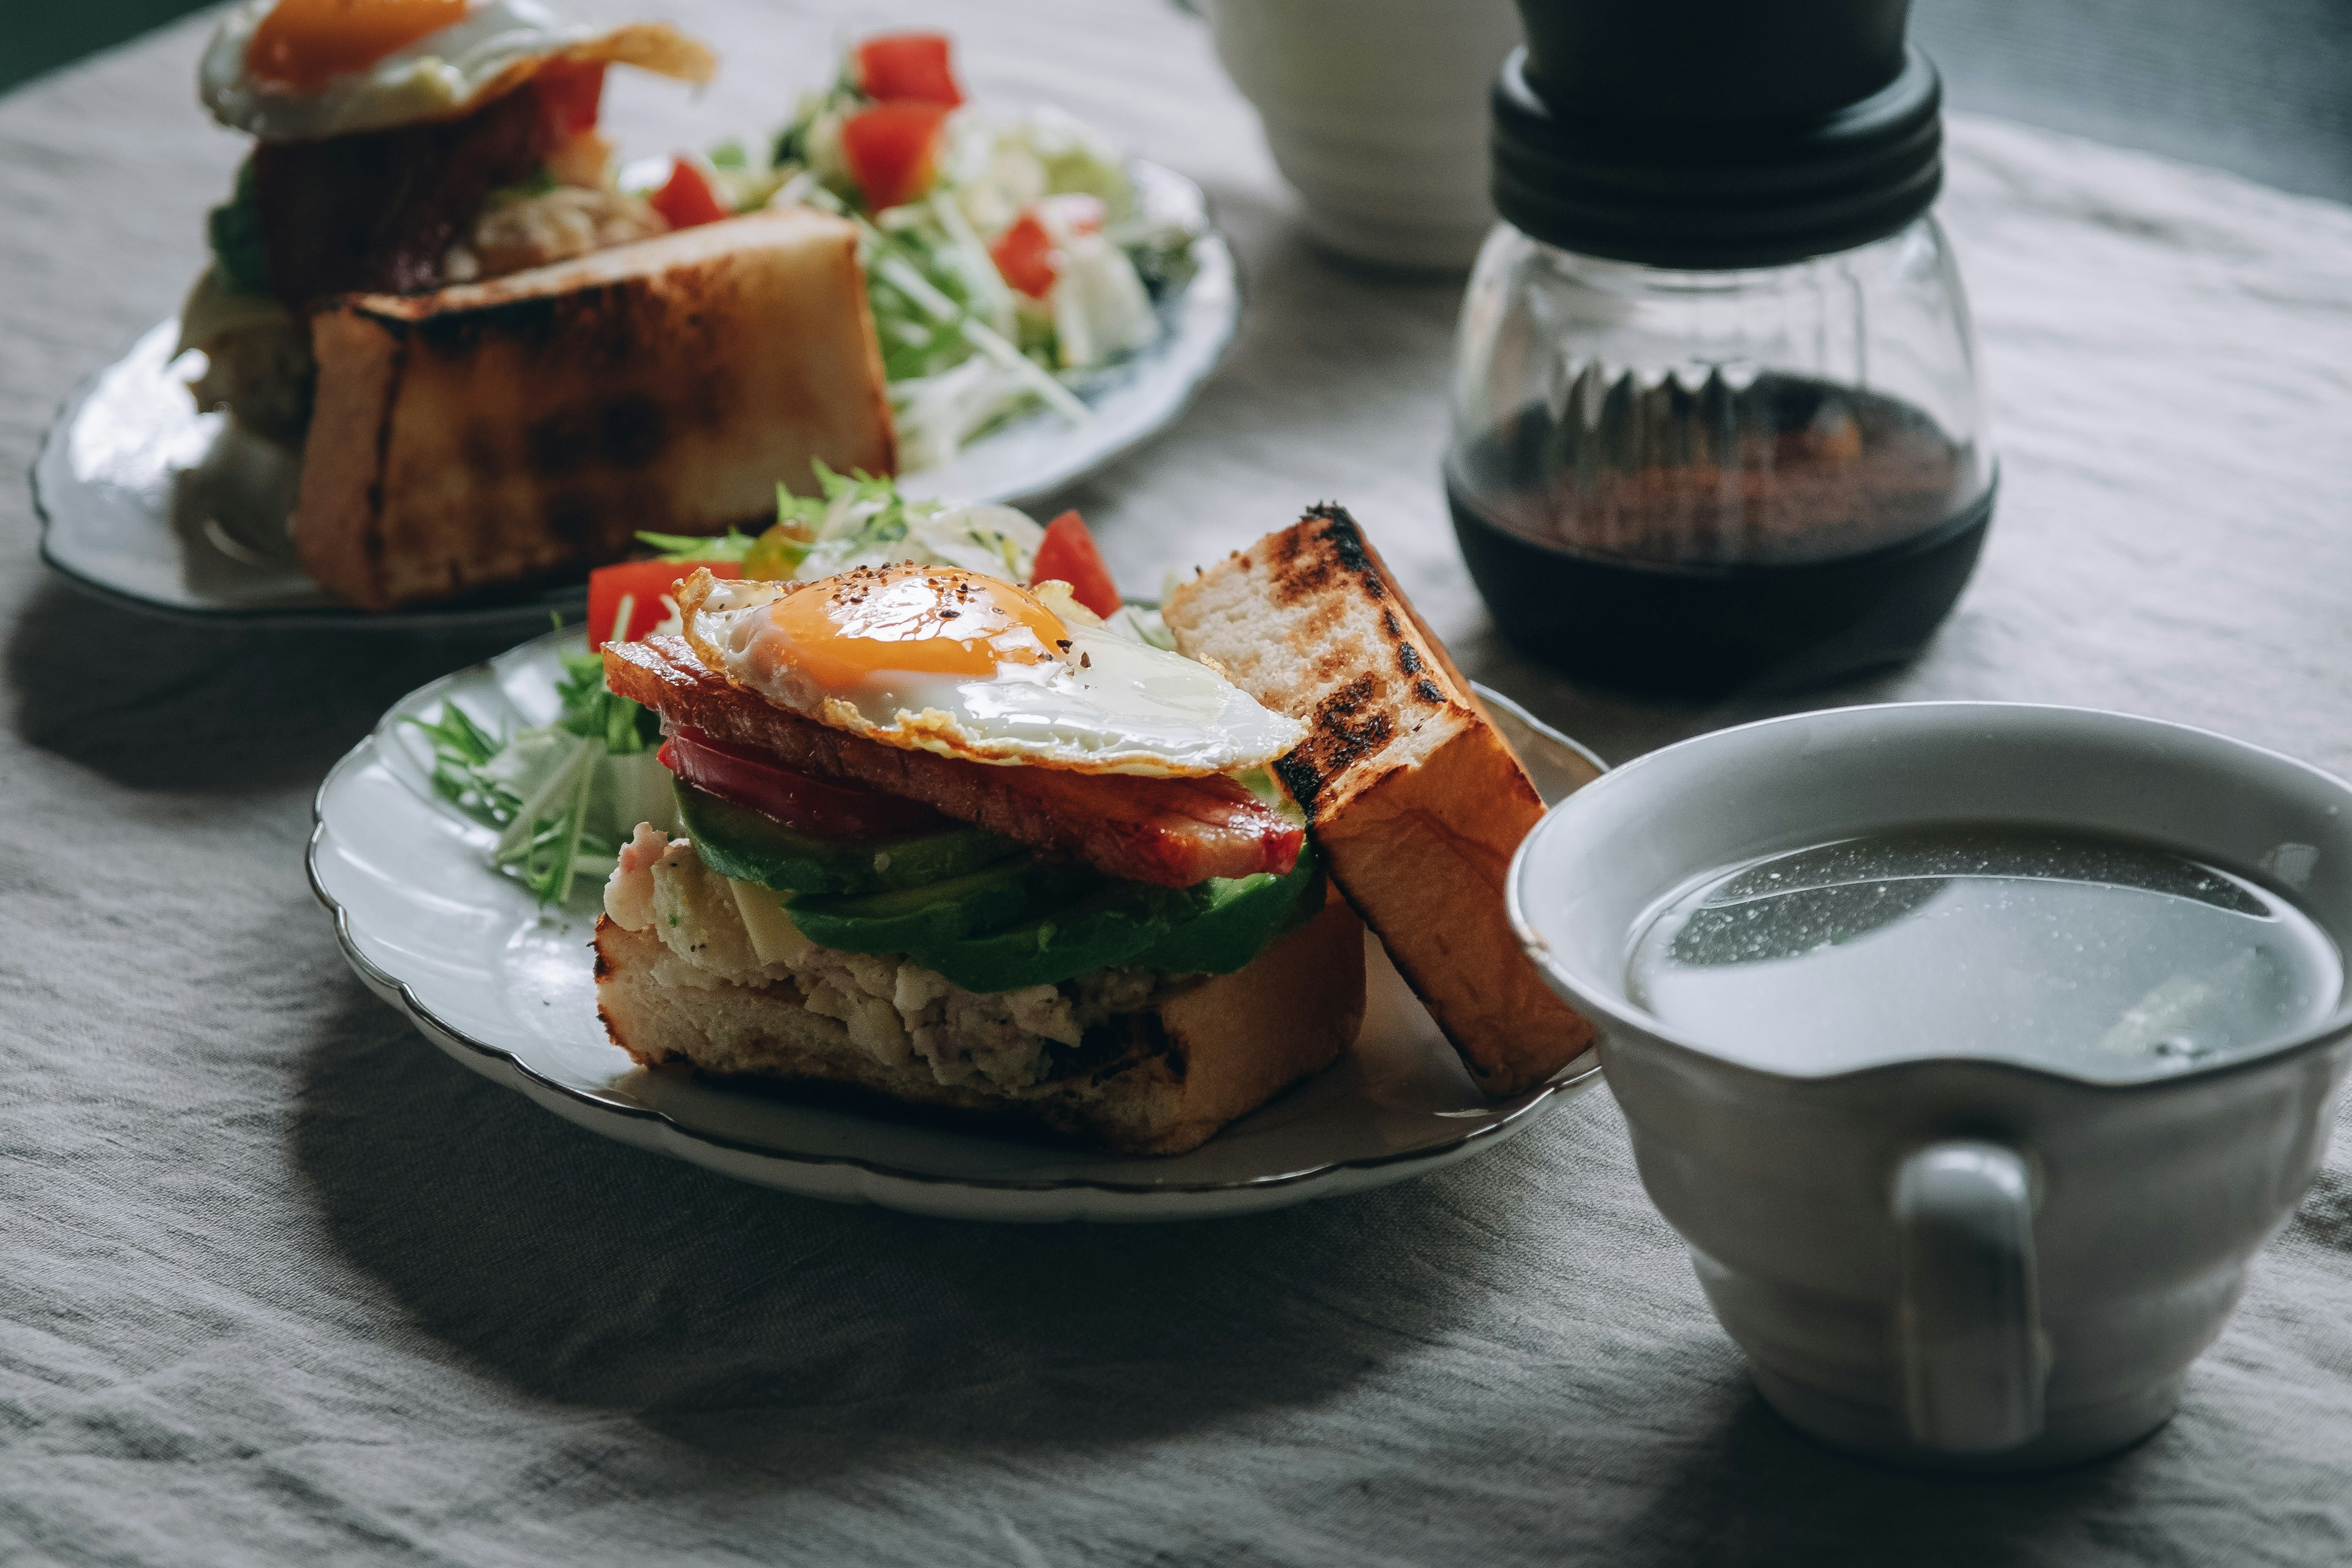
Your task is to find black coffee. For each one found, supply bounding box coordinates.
[1448,372,1993,697]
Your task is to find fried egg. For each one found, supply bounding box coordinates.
[200,0,713,143]
[678,566,1306,778]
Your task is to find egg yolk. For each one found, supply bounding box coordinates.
[769,565,1069,693]
[247,0,471,92]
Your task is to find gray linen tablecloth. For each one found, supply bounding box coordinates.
[7,2,2352,1562]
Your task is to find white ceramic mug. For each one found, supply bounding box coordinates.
[1508,703,2352,1469]
[1203,0,1519,270]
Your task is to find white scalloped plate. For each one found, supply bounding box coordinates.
[35,162,1238,633]
[308,627,1607,1221]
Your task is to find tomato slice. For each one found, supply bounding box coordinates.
[853,32,963,107]
[839,102,951,211]
[1030,511,1122,618]
[649,157,730,229]
[587,560,742,650]
[661,726,957,839]
[533,60,607,141]
[990,212,1058,299]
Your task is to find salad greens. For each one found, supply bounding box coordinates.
[416,462,1179,907]
[408,638,674,906]
[643,461,1044,584]
[415,467,1048,907]
[206,158,272,299]
[644,466,1179,647]
[745,43,1199,468]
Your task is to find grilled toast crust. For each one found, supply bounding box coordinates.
[1162,504,1594,1096]
[295,208,894,609]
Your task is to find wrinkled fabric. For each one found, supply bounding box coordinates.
[5,2,2352,1564]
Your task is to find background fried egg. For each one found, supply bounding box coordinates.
[200,0,712,143]
[679,566,1306,778]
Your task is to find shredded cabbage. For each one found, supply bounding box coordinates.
[408,639,676,906]
[748,45,1198,467]
[639,463,1044,583]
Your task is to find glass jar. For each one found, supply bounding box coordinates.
[1445,213,1994,696]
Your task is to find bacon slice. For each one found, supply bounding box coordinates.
[605,636,1303,888]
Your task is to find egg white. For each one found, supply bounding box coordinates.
[681,574,1307,779]
[200,0,709,143]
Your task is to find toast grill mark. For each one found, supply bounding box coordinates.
[366,263,731,483]
[544,496,598,551]
[1268,503,1396,609]
[1068,1012,1187,1086]
[1258,503,1461,809]
[1276,673,1394,810]
[363,266,714,358]
[527,396,669,473]
[1308,502,1382,584]
[360,332,410,582]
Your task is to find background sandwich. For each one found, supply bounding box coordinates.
[183,0,897,609]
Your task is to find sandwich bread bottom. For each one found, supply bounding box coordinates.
[594,851,1366,1155]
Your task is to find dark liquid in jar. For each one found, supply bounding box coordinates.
[1448,371,1994,697]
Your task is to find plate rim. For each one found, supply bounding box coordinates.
[34,159,1243,631]
[306,644,1605,1206]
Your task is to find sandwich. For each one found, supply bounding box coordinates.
[183,0,896,608]
[592,553,1365,1155]
[1162,504,1597,1096]
[576,500,1591,1152]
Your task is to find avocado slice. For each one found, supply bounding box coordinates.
[903,841,1325,993]
[1133,841,1327,976]
[786,858,1105,956]
[908,880,1205,993]
[676,782,1019,895]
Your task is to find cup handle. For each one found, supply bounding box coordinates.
[1891,1140,2048,1453]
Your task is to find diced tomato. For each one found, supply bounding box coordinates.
[990,212,1058,299]
[533,60,607,141]
[661,726,957,839]
[839,102,951,211]
[853,32,963,107]
[587,560,742,651]
[1030,511,1122,619]
[649,157,730,229]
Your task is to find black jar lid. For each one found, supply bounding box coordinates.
[1492,0,1943,271]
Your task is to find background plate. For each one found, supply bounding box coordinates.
[34,161,1238,633]
[308,627,1606,1221]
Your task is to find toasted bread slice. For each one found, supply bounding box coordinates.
[594,889,1366,1156]
[1162,504,1593,1096]
[296,208,894,610]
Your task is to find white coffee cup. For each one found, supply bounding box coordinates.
[1508,702,2352,1468]
[1203,0,1519,270]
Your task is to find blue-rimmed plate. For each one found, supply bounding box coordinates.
[35,162,1238,633]
[308,626,1607,1221]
